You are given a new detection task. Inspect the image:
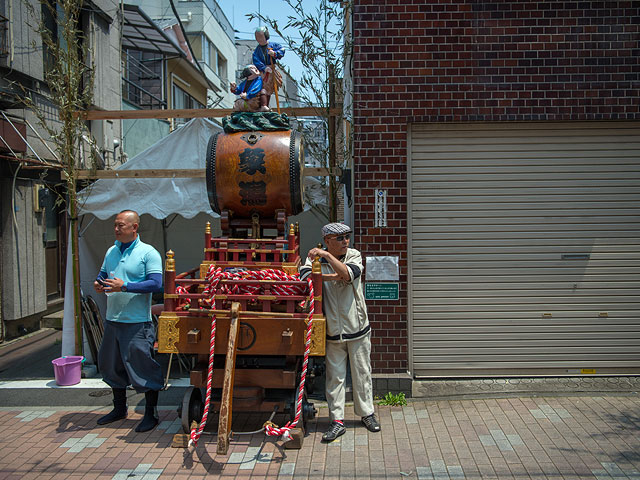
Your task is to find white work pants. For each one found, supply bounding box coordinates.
[325,333,374,421]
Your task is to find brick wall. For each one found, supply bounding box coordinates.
[352,0,640,373]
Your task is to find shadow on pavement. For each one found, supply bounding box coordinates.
[0,329,63,380]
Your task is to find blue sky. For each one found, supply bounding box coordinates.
[216,0,325,86]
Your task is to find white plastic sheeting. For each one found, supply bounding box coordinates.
[77,118,222,220]
[64,118,222,355]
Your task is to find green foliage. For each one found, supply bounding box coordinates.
[248,1,353,222]
[23,0,96,178]
[377,392,407,407]
[21,0,99,355]
[248,0,349,110]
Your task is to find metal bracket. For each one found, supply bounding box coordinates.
[240,132,264,145]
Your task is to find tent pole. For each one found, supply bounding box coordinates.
[162,218,168,260]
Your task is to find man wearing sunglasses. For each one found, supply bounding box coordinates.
[300,222,381,442]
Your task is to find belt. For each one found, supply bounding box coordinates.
[326,324,370,341]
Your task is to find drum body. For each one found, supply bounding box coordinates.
[206,130,304,217]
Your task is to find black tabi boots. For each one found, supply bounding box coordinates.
[135,390,159,432]
[97,388,127,425]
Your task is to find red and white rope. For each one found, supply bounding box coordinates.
[188,297,217,447]
[264,277,313,440]
[185,266,314,447]
[188,265,228,447]
[200,267,307,304]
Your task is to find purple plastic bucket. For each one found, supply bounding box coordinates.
[51,356,84,386]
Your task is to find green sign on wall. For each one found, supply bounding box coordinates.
[365,283,399,300]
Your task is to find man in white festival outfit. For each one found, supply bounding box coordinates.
[299,222,381,442]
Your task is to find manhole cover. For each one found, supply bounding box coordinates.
[88,390,112,397]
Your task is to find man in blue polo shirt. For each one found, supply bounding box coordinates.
[94,209,164,432]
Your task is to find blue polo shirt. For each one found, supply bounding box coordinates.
[100,236,163,323]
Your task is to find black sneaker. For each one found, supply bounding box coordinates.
[361,413,381,432]
[322,421,346,442]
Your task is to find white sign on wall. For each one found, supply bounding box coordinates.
[375,189,387,227]
[365,256,399,281]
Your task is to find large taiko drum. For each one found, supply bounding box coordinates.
[206,130,304,217]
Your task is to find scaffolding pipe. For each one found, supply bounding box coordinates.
[24,118,60,162]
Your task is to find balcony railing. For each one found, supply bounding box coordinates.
[122,78,167,110]
[122,50,166,109]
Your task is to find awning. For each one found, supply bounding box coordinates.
[122,4,184,56]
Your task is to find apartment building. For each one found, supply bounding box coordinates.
[0,0,122,337]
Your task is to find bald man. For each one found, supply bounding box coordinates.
[94,210,164,432]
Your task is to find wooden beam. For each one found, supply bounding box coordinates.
[78,167,341,180]
[190,309,298,318]
[76,169,205,179]
[79,106,342,120]
[217,302,240,456]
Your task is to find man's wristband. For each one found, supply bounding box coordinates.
[121,283,127,292]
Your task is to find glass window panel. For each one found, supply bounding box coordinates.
[40,187,58,243]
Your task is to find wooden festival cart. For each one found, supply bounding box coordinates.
[156,113,325,454]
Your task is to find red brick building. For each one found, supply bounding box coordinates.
[350,1,640,380]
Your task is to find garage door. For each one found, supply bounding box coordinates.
[409,122,640,377]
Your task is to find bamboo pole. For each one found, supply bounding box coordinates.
[70,180,83,355]
[328,64,337,222]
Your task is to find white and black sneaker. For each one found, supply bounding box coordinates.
[361,413,381,432]
[322,421,346,442]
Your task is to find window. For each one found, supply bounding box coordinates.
[172,84,203,109]
[40,186,58,244]
[172,83,203,125]
[202,35,216,73]
[41,2,62,73]
[188,34,225,81]
[122,49,165,109]
[217,51,227,81]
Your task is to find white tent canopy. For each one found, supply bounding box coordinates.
[78,117,222,219]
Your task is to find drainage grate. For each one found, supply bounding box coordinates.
[88,390,112,397]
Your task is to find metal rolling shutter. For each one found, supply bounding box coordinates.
[409,122,640,377]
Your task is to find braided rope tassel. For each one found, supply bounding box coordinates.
[188,315,216,447]
[264,277,314,439]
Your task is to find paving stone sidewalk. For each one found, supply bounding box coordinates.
[0,394,639,479]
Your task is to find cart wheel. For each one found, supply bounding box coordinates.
[181,386,203,434]
[289,392,316,432]
[302,397,316,431]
